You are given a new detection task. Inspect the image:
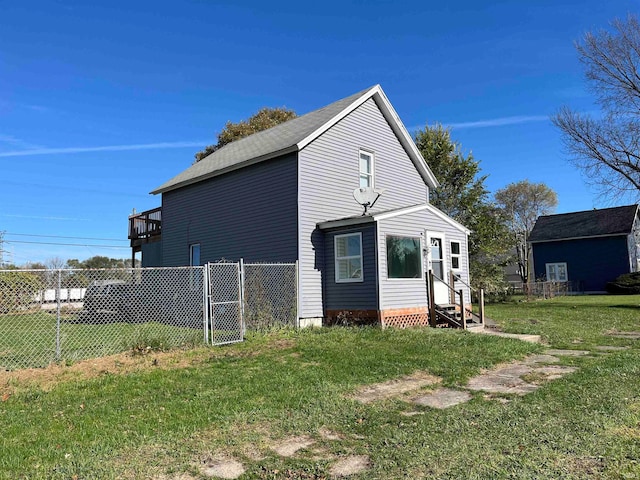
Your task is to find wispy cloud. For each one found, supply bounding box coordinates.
[445,115,549,130]
[0,134,43,151]
[0,141,208,158]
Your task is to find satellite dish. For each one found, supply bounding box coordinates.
[353,187,385,215]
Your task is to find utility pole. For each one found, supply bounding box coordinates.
[0,231,5,267]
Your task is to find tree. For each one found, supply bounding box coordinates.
[415,124,511,294]
[195,107,297,162]
[494,180,558,283]
[552,15,640,201]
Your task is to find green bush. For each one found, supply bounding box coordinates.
[605,271,640,294]
[0,271,44,313]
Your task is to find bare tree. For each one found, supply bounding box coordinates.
[552,15,640,201]
[495,181,558,283]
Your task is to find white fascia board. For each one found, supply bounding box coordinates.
[423,203,472,235]
[528,232,629,244]
[373,88,440,190]
[317,215,375,230]
[372,204,429,221]
[296,85,380,151]
[150,145,298,195]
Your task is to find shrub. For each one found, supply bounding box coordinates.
[0,271,44,314]
[605,272,640,294]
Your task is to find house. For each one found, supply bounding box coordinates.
[129,85,473,328]
[528,204,640,292]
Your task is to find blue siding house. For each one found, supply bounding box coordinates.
[129,85,471,327]
[528,205,640,292]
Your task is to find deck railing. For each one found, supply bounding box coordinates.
[128,207,162,241]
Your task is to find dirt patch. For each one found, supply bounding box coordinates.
[595,345,630,351]
[328,455,370,477]
[318,427,343,441]
[200,456,245,479]
[271,435,315,457]
[351,371,441,404]
[544,349,590,357]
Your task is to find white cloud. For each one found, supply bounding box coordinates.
[0,141,208,158]
[446,115,549,129]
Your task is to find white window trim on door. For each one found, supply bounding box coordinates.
[426,231,447,280]
[546,262,568,282]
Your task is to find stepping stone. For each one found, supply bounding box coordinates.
[595,345,630,351]
[351,371,441,403]
[328,455,370,477]
[412,388,472,409]
[271,435,315,457]
[472,330,542,343]
[606,331,640,339]
[201,458,245,479]
[522,354,560,365]
[467,364,539,395]
[532,365,578,380]
[544,349,590,356]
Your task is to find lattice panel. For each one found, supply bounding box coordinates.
[383,313,429,329]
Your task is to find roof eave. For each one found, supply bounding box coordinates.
[150,145,298,195]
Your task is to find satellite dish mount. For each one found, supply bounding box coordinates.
[353,187,385,215]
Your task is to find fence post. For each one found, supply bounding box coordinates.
[479,289,485,327]
[55,269,61,362]
[203,265,209,345]
[239,258,246,337]
[459,289,466,330]
[428,271,437,327]
[295,260,300,329]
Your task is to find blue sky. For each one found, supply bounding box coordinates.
[1,0,638,265]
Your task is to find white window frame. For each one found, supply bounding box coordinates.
[359,149,374,188]
[546,262,568,282]
[190,243,201,266]
[334,232,363,283]
[450,241,461,271]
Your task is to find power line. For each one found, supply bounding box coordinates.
[5,240,129,249]
[5,232,128,242]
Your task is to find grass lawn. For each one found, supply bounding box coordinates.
[0,295,638,479]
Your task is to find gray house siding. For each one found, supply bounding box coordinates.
[323,224,378,311]
[161,152,298,266]
[531,236,631,292]
[298,98,430,318]
[377,209,470,310]
[141,241,163,267]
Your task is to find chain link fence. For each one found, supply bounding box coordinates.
[522,281,583,299]
[0,262,297,370]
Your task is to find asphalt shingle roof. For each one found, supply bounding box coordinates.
[151,86,377,194]
[528,204,639,243]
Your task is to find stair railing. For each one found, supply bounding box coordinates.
[428,271,466,329]
[449,271,485,328]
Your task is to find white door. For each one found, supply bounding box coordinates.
[427,232,449,304]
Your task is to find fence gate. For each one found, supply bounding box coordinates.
[207,262,244,345]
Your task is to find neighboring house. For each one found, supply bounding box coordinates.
[129,85,472,327]
[528,204,640,292]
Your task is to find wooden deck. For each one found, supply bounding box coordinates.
[129,207,162,250]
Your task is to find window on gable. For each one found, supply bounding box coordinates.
[335,233,363,282]
[546,262,567,282]
[450,241,461,270]
[359,150,374,188]
[387,236,422,279]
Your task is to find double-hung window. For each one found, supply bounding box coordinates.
[450,241,461,270]
[335,233,363,282]
[359,150,374,188]
[546,262,568,282]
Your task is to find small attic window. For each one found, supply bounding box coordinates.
[359,150,374,188]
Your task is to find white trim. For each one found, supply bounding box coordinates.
[374,204,429,221]
[359,149,375,188]
[529,232,630,244]
[423,203,471,234]
[296,85,439,190]
[426,231,447,280]
[334,232,364,283]
[545,262,568,282]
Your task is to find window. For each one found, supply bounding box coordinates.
[450,241,461,270]
[546,262,568,282]
[190,243,201,266]
[430,236,444,279]
[387,236,422,278]
[359,150,374,187]
[335,233,363,282]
